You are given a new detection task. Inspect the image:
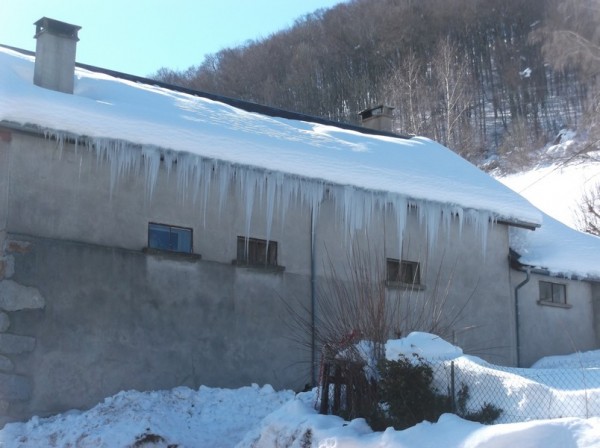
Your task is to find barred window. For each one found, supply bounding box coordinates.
[236,237,278,267]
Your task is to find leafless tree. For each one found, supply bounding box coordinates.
[151,0,585,164]
[430,38,476,157]
[576,183,600,236]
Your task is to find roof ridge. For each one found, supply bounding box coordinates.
[0,43,410,140]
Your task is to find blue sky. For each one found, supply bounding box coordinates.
[2,0,343,77]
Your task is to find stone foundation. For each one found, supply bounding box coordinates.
[0,239,44,426]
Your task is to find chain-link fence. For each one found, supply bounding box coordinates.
[430,358,600,423]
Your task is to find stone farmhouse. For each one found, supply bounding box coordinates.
[0,18,598,425]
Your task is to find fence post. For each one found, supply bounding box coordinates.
[319,362,330,414]
[450,361,456,413]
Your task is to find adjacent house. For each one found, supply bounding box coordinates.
[509,213,600,367]
[0,18,598,425]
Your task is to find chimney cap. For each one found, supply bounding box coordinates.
[34,17,81,41]
[358,105,395,120]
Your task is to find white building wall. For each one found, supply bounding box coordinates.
[0,127,520,423]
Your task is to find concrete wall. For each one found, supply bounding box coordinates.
[7,235,309,422]
[0,129,9,242]
[1,128,520,423]
[512,270,598,367]
[312,195,517,365]
[593,283,600,347]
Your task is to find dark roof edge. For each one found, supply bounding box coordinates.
[1,44,410,140]
[497,218,539,231]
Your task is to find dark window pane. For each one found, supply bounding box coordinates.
[539,281,552,301]
[237,236,278,266]
[171,227,192,252]
[387,258,420,285]
[149,223,172,251]
[539,281,566,304]
[387,259,400,282]
[401,261,420,284]
[553,284,566,303]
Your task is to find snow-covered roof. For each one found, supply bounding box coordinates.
[0,46,541,227]
[510,211,600,280]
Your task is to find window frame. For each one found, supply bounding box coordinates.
[147,222,193,254]
[386,258,423,289]
[234,236,281,269]
[538,280,568,307]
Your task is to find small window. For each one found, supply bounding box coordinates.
[148,223,192,254]
[236,236,278,267]
[387,258,421,285]
[539,281,567,305]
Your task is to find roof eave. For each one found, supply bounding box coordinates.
[498,218,540,231]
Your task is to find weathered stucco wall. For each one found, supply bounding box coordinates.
[1,128,521,423]
[512,270,598,367]
[7,235,310,423]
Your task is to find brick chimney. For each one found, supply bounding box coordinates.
[358,105,395,133]
[33,17,81,94]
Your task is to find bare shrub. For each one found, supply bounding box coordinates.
[286,240,474,388]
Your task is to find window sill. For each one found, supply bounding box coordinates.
[537,300,572,309]
[143,247,201,261]
[385,281,425,291]
[231,260,285,273]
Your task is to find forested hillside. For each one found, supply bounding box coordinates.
[153,0,600,171]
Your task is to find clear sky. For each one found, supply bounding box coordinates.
[2,0,343,77]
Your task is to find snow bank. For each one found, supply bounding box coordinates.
[244,392,600,448]
[533,349,600,370]
[385,332,463,361]
[2,335,600,447]
[0,384,293,448]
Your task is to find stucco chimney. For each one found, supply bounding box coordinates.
[33,17,81,94]
[358,105,395,133]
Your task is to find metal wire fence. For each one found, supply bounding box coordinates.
[429,357,600,423]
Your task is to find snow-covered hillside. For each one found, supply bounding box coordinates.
[497,132,599,232]
[499,156,600,231]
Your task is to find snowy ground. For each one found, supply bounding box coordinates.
[2,333,599,448]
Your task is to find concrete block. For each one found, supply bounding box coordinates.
[0,356,13,372]
[0,280,45,311]
[6,240,31,254]
[0,334,35,355]
[0,256,12,280]
[0,313,8,332]
[0,373,31,400]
